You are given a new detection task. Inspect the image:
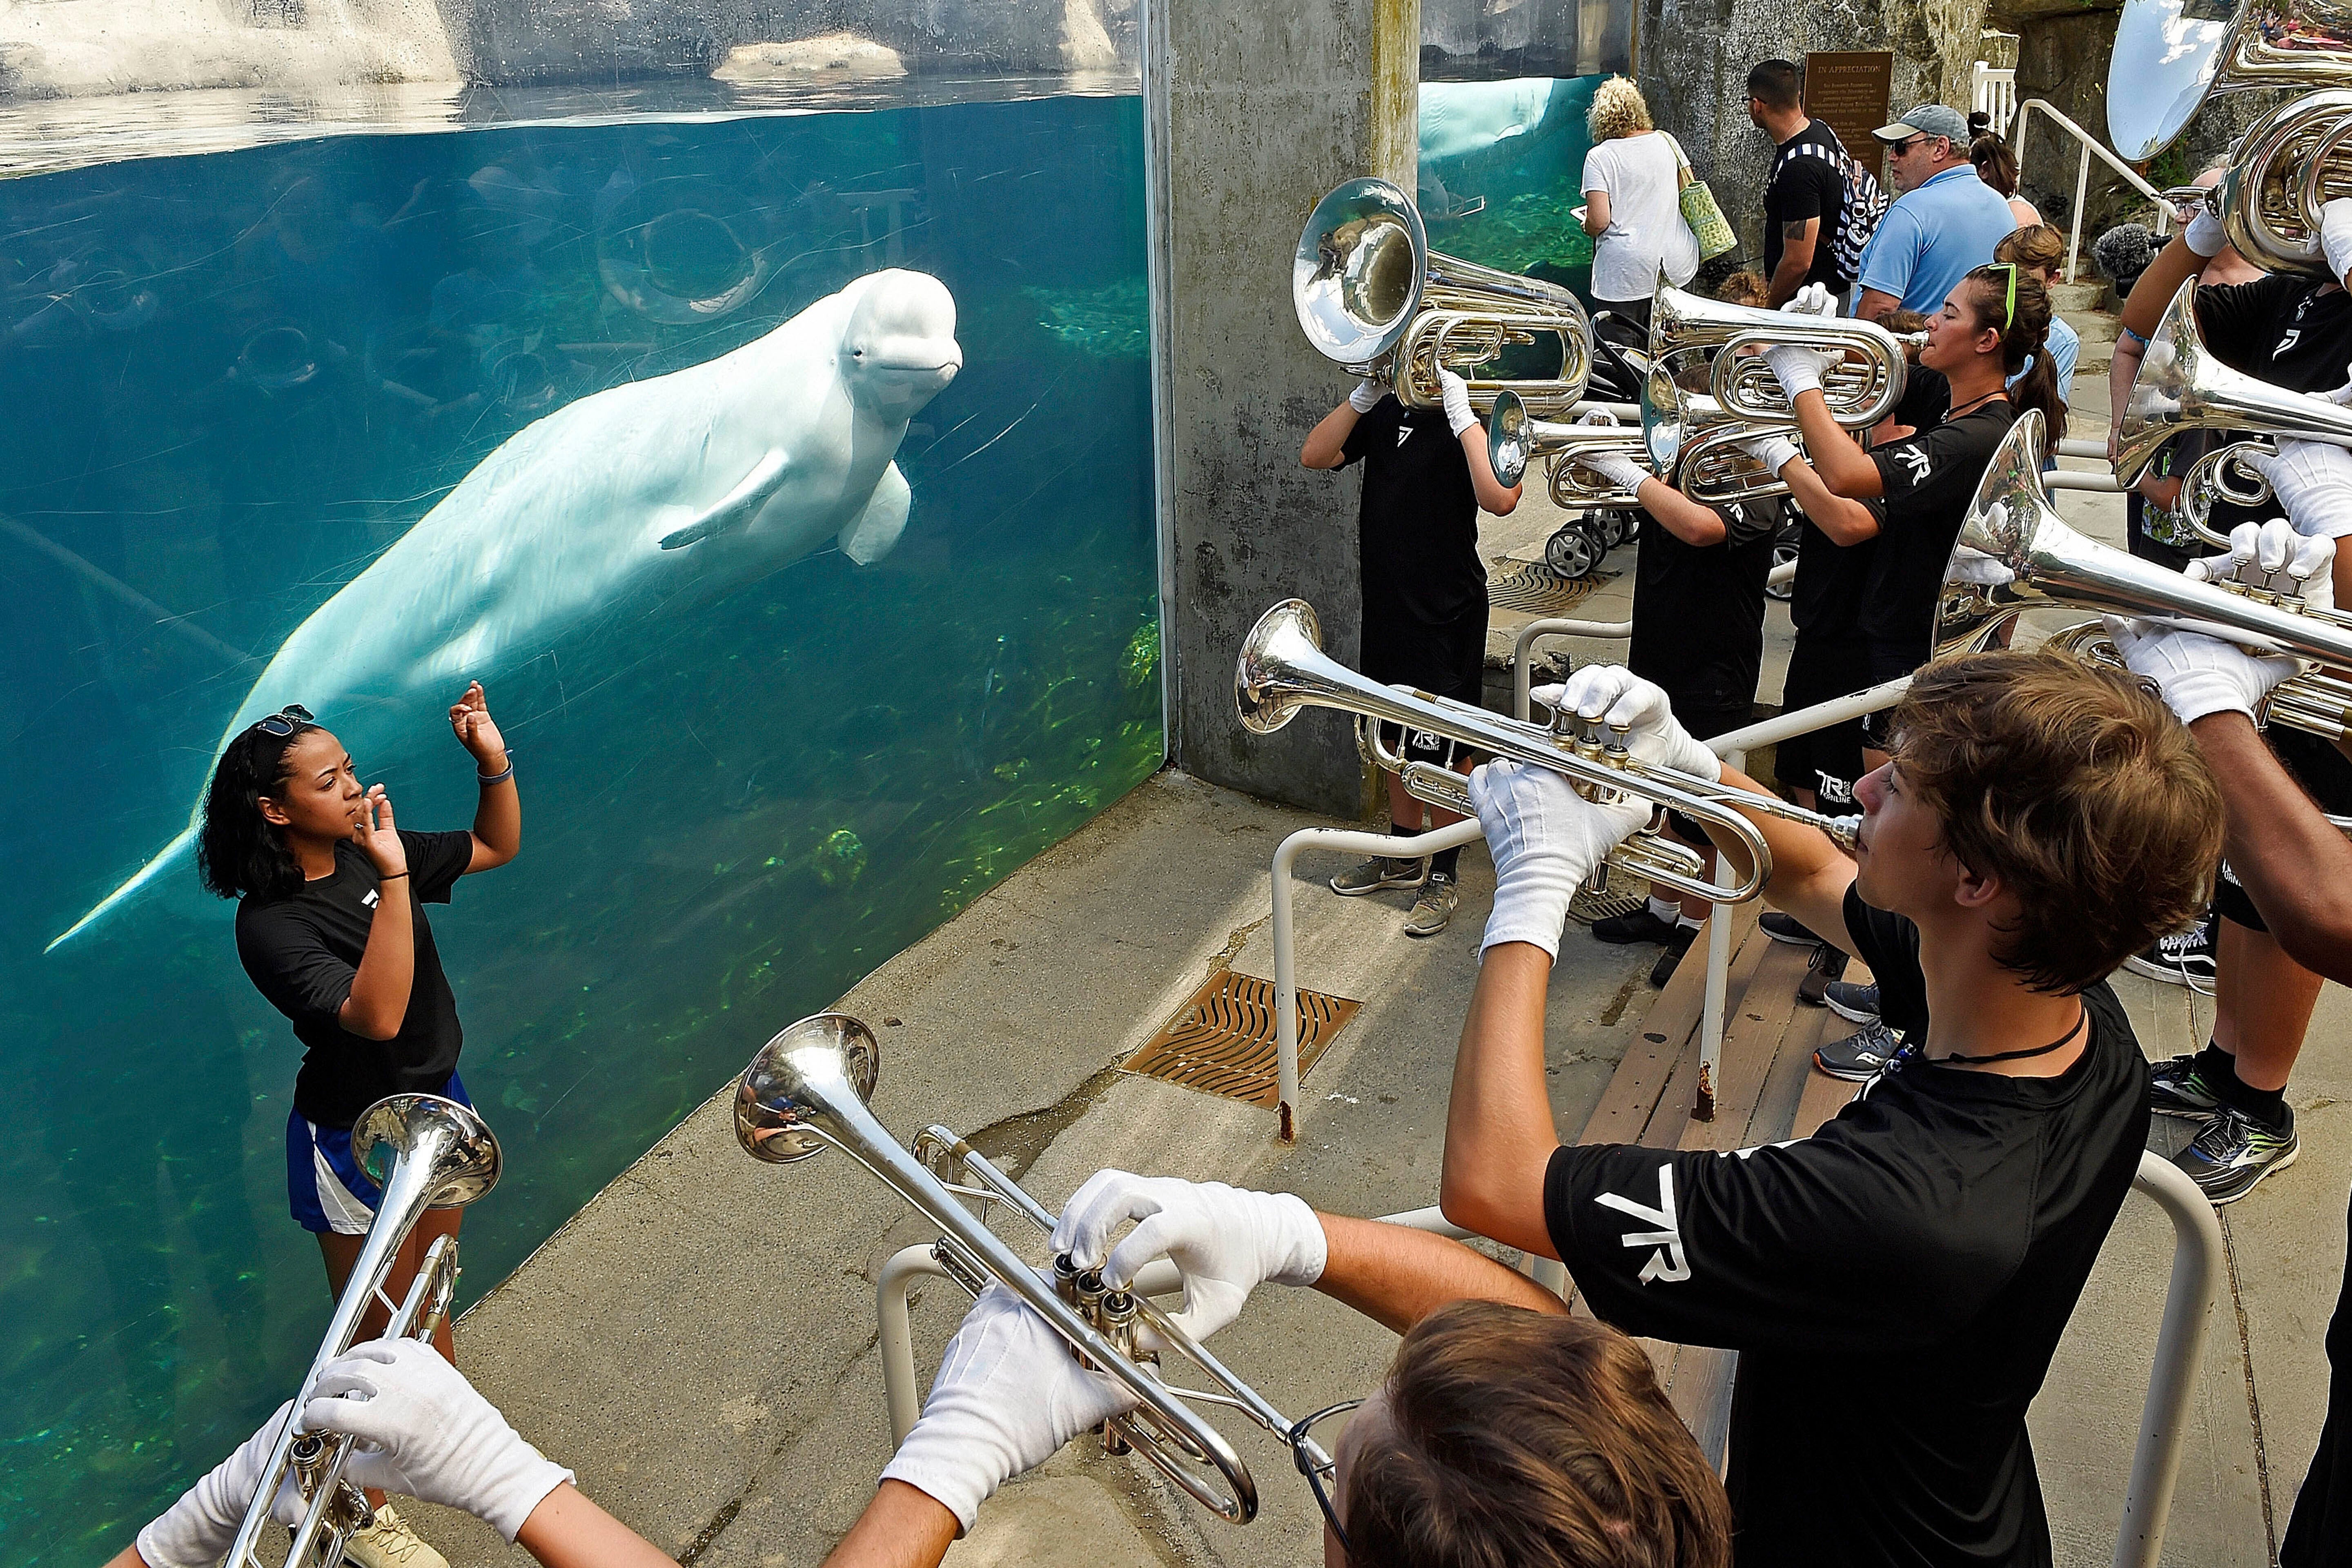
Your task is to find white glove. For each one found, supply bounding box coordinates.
[1438,368,1477,437]
[2186,518,2338,610]
[2323,197,2352,286]
[1545,665,1725,782]
[1740,434,1800,475]
[136,1403,306,1568]
[1783,282,1839,318]
[2184,204,2228,258]
[2322,365,2352,408]
[2105,615,2295,724]
[299,1339,574,1543]
[1469,758,1650,959]
[880,1283,1139,1531]
[1577,406,1620,426]
[1051,1170,1325,1346]
[1764,342,1835,400]
[1579,449,1652,493]
[1946,545,2016,587]
[1348,378,1384,414]
[2245,439,2352,539]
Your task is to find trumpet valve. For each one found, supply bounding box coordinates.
[1601,723,1633,770]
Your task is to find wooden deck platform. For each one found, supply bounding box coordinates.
[1570,908,1869,1463]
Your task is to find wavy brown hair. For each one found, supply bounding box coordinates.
[1887,650,2223,993]
[1342,1301,1732,1568]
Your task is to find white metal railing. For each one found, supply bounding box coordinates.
[1972,62,2018,139]
[2011,98,2178,285]
[869,1153,2217,1568]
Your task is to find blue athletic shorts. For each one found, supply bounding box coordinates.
[286,1073,472,1235]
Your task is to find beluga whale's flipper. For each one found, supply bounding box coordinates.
[657,450,792,550]
[838,462,910,565]
[46,826,198,953]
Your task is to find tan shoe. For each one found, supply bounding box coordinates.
[341,1503,451,1568]
[1402,869,1458,938]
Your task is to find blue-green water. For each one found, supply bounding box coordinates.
[1417,75,1602,292]
[0,91,1158,1563]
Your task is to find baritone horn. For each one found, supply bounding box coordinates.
[1234,599,1865,907]
[733,1013,1330,1527]
[1647,282,1915,426]
[2221,87,2352,276]
[1937,408,2352,738]
[1639,363,1800,505]
[2115,278,2352,486]
[1484,388,1657,508]
[227,1096,501,1568]
[1296,176,1592,416]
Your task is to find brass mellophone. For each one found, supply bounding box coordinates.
[227,1096,501,1568]
[732,1012,1332,1525]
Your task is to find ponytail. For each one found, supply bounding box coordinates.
[1962,263,2067,442]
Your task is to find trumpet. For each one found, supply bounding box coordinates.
[1484,389,1655,508]
[1295,177,1592,416]
[1938,408,2352,739]
[1234,599,1862,905]
[1647,282,1914,427]
[733,1012,1329,1526]
[2116,279,2352,486]
[227,1096,501,1568]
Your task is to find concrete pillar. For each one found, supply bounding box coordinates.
[1148,0,1420,816]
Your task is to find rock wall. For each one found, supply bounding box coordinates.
[0,0,459,98]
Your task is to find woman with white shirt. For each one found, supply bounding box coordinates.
[1579,77,1699,328]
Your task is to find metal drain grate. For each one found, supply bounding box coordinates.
[1488,561,1615,614]
[1570,880,1650,927]
[1125,970,1361,1107]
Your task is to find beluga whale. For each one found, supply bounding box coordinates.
[49,267,962,952]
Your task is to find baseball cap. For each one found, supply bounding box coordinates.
[1873,104,1971,146]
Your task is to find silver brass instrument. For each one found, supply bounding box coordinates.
[2116,279,2352,486]
[1641,363,1798,505]
[1647,283,1914,428]
[1234,599,1864,905]
[1296,177,1592,416]
[733,1013,1328,1526]
[1938,408,2352,738]
[2110,0,2352,161]
[2221,87,2352,275]
[229,1096,501,1568]
[2178,438,2280,545]
[1485,388,1656,508]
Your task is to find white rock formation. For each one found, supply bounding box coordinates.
[710,31,907,82]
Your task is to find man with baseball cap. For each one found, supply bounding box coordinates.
[1850,102,2019,323]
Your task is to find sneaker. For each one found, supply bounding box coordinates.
[1823,981,1880,1024]
[342,1503,450,1568]
[2123,911,2218,987]
[1761,911,1824,947]
[1403,871,1458,938]
[2147,1052,2225,1119]
[1331,855,1427,896]
[1814,1018,1903,1081]
[1592,906,1681,945]
[1795,944,1849,1006]
[1648,923,1699,987]
[2174,1104,2300,1205]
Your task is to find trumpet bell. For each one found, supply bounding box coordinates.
[1488,388,1534,486]
[1236,599,1325,735]
[350,1094,501,1208]
[1294,178,1427,368]
[2118,279,2352,484]
[735,1012,881,1163]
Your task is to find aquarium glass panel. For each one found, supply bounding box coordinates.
[1418,76,1604,296]
[0,89,1158,1563]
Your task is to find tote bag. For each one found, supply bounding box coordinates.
[1665,132,1740,261]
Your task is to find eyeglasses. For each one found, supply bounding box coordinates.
[250,703,314,737]
[1287,1398,1365,1554]
[1886,135,1928,156]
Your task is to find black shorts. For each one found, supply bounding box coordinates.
[1775,634,1869,805]
[1361,595,1487,703]
[1663,702,1756,843]
[2213,727,2352,932]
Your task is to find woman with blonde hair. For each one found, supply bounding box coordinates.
[1580,76,1700,327]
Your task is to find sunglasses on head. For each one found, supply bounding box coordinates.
[250,704,314,738]
[1988,263,2019,330]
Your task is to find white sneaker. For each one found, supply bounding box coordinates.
[341,1503,451,1568]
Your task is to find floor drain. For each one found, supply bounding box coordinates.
[1570,880,1649,926]
[1488,561,1615,615]
[1125,970,1361,1107]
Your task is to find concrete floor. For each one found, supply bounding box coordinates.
[398,327,2347,1567]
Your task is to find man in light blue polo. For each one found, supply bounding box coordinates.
[1850,103,2019,322]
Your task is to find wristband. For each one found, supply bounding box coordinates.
[477,759,514,785]
[2117,324,2148,348]
[379,872,410,883]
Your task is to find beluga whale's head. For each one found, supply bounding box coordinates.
[840,269,962,420]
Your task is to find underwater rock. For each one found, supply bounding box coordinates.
[711,33,906,81]
[816,829,869,887]
[1024,278,1147,359]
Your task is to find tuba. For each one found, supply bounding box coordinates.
[2221,87,2352,275]
[1485,388,1657,508]
[734,1013,1333,1526]
[1646,283,1914,427]
[2115,278,2352,486]
[227,1096,501,1568]
[1937,409,2352,738]
[1295,177,1592,416]
[2109,0,2352,161]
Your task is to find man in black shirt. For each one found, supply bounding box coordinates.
[1443,650,2222,1567]
[1747,58,1884,306]
[1303,366,1521,937]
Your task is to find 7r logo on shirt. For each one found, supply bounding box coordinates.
[1396,426,1414,448]
[1895,446,1932,483]
[1596,1165,1691,1284]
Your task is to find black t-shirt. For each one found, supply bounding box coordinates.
[1544,884,2150,1568]
[1857,397,2020,659]
[1790,510,1877,641]
[2197,274,2352,396]
[237,829,476,1127]
[1628,499,1777,713]
[1763,119,1852,292]
[1339,395,1485,624]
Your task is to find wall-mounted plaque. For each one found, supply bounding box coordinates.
[1805,51,1895,183]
